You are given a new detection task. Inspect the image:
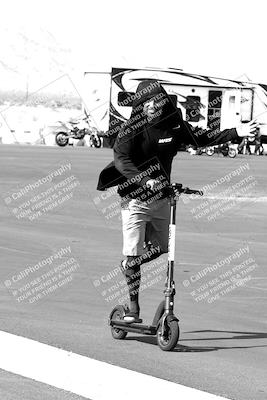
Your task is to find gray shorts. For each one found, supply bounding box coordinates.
[121,197,170,256]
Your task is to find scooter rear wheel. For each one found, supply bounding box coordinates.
[157,319,179,351]
[110,306,128,340]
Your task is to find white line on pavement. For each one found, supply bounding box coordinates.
[204,196,267,202]
[245,285,267,291]
[250,277,267,280]
[0,330,228,400]
[0,246,37,254]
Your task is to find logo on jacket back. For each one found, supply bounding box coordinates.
[158,138,173,144]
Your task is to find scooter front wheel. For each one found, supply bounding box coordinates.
[110,305,128,340]
[157,319,179,351]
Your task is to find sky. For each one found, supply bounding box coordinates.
[1,0,266,92]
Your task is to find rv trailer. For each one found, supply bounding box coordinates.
[83,67,267,148]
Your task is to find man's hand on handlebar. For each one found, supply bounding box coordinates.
[171,183,203,196]
[145,180,203,196]
[146,179,161,191]
[182,187,203,196]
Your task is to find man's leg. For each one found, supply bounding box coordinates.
[120,199,169,322]
[120,200,148,321]
[120,257,141,316]
[121,245,164,312]
[121,248,164,322]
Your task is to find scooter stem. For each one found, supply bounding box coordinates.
[164,192,179,313]
[168,195,177,264]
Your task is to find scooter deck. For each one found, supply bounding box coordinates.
[110,320,157,335]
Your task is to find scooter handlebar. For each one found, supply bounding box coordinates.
[169,183,203,196]
[182,187,203,196]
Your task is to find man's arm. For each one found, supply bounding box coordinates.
[178,120,258,148]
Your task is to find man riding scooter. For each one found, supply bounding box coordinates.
[97,79,258,323]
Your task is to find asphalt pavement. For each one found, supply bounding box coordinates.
[0,145,266,400]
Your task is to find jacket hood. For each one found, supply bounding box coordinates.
[132,80,165,107]
[130,79,182,129]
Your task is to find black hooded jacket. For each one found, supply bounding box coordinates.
[97,80,238,200]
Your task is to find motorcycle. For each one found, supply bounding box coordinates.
[238,136,264,155]
[205,143,236,158]
[55,112,101,148]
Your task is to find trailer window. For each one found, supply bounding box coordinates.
[185,96,201,122]
[207,90,222,130]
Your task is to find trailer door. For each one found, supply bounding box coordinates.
[221,90,241,129]
[221,88,253,129]
[240,88,253,122]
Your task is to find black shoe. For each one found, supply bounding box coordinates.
[123,311,142,324]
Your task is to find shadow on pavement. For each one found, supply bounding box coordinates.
[182,329,267,341]
[125,329,267,352]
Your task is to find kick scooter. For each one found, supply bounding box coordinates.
[109,183,203,351]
